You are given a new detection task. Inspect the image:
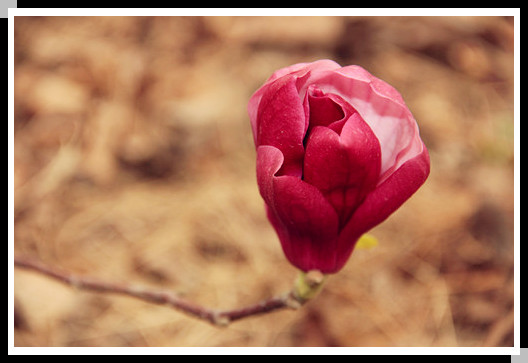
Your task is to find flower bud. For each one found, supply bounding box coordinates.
[249,60,430,274]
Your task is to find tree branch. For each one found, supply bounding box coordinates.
[13,256,318,326]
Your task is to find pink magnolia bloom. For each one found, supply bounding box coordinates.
[249,60,430,274]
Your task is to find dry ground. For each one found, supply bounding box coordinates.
[12,16,515,348]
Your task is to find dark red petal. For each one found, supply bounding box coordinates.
[307,89,345,129]
[303,87,357,136]
[303,113,381,227]
[249,60,341,145]
[256,145,284,207]
[256,76,307,177]
[256,145,340,272]
[335,145,431,268]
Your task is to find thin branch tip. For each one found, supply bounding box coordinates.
[13,255,309,326]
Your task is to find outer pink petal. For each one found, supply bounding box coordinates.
[337,65,406,107]
[266,59,341,86]
[334,144,431,270]
[297,65,422,178]
[256,145,340,273]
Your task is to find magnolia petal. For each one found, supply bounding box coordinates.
[303,113,381,227]
[300,65,422,177]
[248,60,341,144]
[256,145,284,206]
[307,90,345,129]
[256,145,340,272]
[321,148,428,273]
[337,65,406,107]
[268,59,341,86]
[337,145,430,256]
[255,76,307,177]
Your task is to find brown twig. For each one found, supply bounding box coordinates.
[13,256,308,326]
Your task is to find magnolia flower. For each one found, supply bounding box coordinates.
[249,60,430,274]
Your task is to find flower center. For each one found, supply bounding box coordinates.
[308,88,345,129]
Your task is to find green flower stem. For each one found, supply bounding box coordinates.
[292,270,327,303]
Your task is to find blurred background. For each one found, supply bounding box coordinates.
[12,16,515,347]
